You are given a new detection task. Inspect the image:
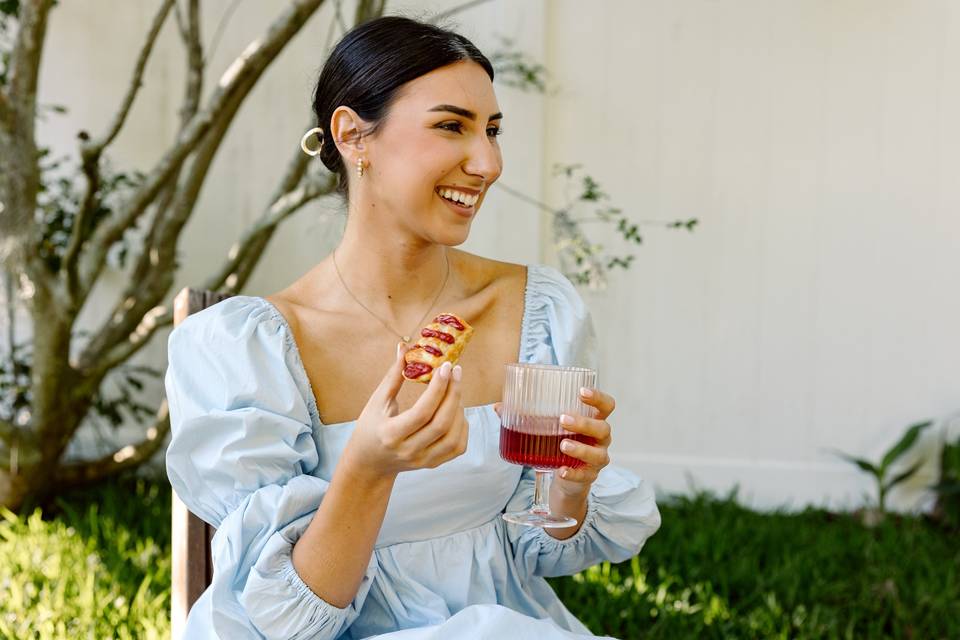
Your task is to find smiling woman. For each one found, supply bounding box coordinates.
[165,14,660,640]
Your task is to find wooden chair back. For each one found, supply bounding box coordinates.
[170,287,232,638]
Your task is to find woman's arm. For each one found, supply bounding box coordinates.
[291,345,468,607]
[291,452,396,608]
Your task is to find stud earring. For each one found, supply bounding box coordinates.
[356,157,364,178]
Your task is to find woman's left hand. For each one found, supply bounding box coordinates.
[494,386,615,498]
[552,386,614,497]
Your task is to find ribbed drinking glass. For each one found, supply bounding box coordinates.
[499,363,598,528]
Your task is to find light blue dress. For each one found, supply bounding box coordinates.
[165,263,661,640]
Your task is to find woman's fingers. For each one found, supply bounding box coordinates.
[402,364,463,452]
[579,387,616,420]
[560,438,610,468]
[390,361,454,438]
[559,413,611,442]
[557,464,600,484]
[422,406,468,465]
[371,341,413,415]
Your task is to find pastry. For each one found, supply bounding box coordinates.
[402,313,474,383]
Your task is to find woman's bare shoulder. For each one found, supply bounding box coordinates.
[450,249,527,294]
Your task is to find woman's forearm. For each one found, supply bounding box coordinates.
[291,450,396,608]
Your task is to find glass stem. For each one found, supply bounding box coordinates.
[532,469,551,514]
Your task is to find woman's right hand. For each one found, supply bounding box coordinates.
[343,342,468,479]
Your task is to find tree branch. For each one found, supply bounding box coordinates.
[76,30,252,375]
[179,0,204,127]
[75,0,327,305]
[0,419,15,447]
[354,0,386,26]
[78,171,336,377]
[203,172,337,293]
[87,0,176,158]
[0,0,54,266]
[0,90,11,132]
[172,0,189,41]
[8,0,54,117]
[62,0,178,304]
[53,400,170,487]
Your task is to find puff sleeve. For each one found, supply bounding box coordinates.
[165,297,376,639]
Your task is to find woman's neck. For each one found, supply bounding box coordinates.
[332,219,452,321]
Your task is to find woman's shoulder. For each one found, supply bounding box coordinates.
[449,249,526,294]
[449,251,584,319]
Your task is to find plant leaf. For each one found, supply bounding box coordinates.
[881,420,932,470]
[835,452,880,476]
[884,461,923,492]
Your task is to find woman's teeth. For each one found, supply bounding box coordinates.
[437,188,479,207]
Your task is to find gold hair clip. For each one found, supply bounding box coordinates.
[300,127,325,156]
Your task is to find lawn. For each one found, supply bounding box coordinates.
[1,478,956,639]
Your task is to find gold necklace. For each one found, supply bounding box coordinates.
[331,248,450,343]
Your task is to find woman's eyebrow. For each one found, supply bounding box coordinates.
[428,104,503,122]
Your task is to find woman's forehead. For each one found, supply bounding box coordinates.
[394,61,500,118]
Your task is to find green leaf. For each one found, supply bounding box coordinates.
[881,420,932,470]
[835,452,880,476]
[884,461,923,492]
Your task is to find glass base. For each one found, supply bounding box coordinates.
[502,510,578,529]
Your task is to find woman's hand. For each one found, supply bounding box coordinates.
[344,342,468,480]
[552,386,615,497]
[494,386,615,498]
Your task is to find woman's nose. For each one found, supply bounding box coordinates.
[464,135,502,183]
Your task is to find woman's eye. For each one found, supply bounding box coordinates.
[437,122,502,138]
[438,122,464,133]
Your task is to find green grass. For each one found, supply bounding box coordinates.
[547,490,960,639]
[0,480,957,639]
[0,477,170,639]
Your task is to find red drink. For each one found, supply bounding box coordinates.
[499,415,596,470]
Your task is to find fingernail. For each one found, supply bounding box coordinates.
[560,414,574,425]
[452,365,462,381]
[439,361,452,379]
[561,469,569,478]
[580,387,593,398]
[561,440,572,452]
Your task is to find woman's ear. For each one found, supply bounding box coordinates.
[330,106,367,158]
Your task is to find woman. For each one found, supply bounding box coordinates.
[165,16,660,640]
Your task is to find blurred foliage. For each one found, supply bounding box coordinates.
[488,35,548,93]
[833,420,932,520]
[0,329,161,439]
[932,433,960,531]
[549,163,698,289]
[34,148,147,273]
[0,477,169,639]
[550,489,960,639]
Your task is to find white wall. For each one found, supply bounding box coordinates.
[16,0,959,513]
[541,0,960,512]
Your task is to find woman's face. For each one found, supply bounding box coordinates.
[362,60,503,244]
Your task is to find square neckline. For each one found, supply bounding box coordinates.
[258,264,532,429]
